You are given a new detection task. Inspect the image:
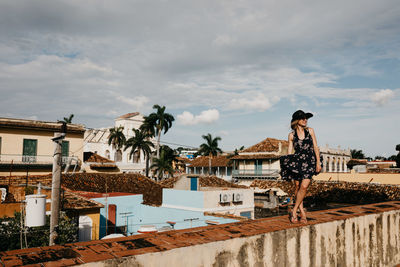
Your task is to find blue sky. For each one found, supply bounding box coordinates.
[0,0,399,157]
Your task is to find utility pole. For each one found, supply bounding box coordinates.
[49,123,66,246]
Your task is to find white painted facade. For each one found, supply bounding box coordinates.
[162,175,254,219]
[84,113,155,174]
[319,144,351,173]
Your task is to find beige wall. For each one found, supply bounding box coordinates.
[0,128,84,162]
[314,171,400,185]
[80,209,101,240]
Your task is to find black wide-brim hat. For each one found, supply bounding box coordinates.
[291,110,313,122]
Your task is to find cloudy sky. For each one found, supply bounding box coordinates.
[1,0,399,157]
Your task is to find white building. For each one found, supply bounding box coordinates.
[319,145,351,173]
[84,113,154,174]
[162,175,255,219]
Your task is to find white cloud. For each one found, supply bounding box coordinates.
[371,89,395,106]
[213,34,236,46]
[177,109,220,125]
[229,93,274,111]
[116,95,149,110]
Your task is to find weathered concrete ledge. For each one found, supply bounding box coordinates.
[1,201,400,266]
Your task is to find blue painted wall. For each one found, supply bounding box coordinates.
[162,189,204,208]
[93,193,237,238]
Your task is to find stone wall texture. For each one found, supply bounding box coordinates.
[90,208,400,267]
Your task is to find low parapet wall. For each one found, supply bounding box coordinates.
[1,201,400,266]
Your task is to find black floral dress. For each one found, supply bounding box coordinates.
[280,129,319,181]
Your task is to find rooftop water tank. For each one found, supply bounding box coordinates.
[25,194,47,227]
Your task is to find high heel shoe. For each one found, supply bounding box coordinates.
[289,212,298,224]
[299,213,308,224]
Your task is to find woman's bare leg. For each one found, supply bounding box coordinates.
[292,179,311,219]
[293,180,305,216]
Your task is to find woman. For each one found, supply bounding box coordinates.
[280,110,321,223]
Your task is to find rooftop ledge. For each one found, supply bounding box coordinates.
[1,201,400,266]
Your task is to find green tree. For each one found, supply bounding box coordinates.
[108,126,126,151]
[146,105,175,159]
[198,133,222,174]
[63,114,74,123]
[350,149,365,159]
[0,212,77,251]
[124,128,154,177]
[234,145,245,155]
[151,147,175,181]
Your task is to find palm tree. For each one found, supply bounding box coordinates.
[108,126,126,151]
[124,128,154,177]
[151,148,175,181]
[63,114,74,123]
[198,133,222,174]
[234,145,245,155]
[350,149,365,159]
[146,105,175,159]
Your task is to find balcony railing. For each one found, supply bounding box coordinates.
[232,169,280,178]
[0,154,78,165]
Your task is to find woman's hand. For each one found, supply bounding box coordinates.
[316,163,322,173]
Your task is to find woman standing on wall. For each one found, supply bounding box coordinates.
[280,110,322,223]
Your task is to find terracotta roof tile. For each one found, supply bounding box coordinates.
[189,155,231,167]
[2,201,400,266]
[85,153,115,164]
[62,190,104,210]
[116,112,140,119]
[230,154,281,160]
[242,138,288,153]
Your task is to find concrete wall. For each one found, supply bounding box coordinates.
[93,209,400,267]
[315,171,400,185]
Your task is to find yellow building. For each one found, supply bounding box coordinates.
[0,117,85,176]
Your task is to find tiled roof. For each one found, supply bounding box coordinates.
[74,191,138,199]
[242,138,288,153]
[0,117,85,133]
[176,156,191,164]
[189,156,231,167]
[85,153,115,163]
[62,190,104,210]
[62,173,163,206]
[116,112,140,119]
[1,201,399,266]
[250,180,400,201]
[159,175,247,189]
[199,176,247,188]
[230,154,281,160]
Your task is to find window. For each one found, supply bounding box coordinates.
[115,150,122,162]
[62,141,69,164]
[105,150,110,159]
[22,139,37,162]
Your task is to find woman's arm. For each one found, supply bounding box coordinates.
[309,128,322,173]
[288,132,294,154]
